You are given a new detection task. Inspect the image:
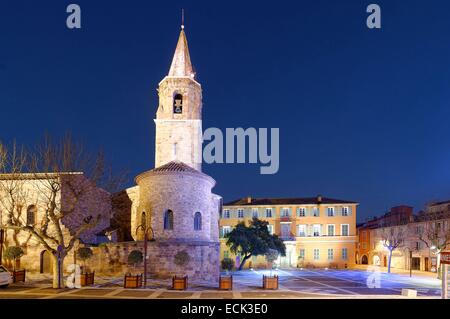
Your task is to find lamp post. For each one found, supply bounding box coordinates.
[0,228,4,264]
[135,224,154,288]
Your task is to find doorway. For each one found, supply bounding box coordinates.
[425,257,429,271]
[411,257,421,271]
[361,255,368,265]
[383,256,387,267]
[40,250,52,274]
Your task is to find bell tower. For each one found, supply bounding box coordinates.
[154,24,203,171]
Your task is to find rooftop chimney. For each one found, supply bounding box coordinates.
[246,196,252,204]
[317,195,323,203]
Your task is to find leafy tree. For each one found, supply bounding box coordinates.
[127,250,143,274]
[221,258,234,273]
[77,247,93,273]
[4,246,24,271]
[225,218,286,270]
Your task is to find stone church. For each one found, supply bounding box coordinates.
[0,25,221,282]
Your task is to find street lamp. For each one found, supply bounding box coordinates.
[135,223,154,288]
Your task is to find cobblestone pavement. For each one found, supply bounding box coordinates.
[0,268,443,299]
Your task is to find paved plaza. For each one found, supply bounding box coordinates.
[0,268,442,299]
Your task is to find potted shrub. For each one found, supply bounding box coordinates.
[124,250,143,288]
[219,258,234,290]
[77,247,95,286]
[172,250,190,290]
[262,249,279,290]
[4,246,26,283]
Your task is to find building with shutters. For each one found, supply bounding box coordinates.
[219,195,358,269]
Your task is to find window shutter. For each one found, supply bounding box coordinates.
[289,207,292,217]
[348,206,353,216]
[307,225,313,236]
[320,224,324,236]
[337,206,342,216]
[220,227,224,238]
[296,207,300,217]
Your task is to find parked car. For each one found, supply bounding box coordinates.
[0,265,12,288]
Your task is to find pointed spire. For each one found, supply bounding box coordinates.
[168,12,194,78]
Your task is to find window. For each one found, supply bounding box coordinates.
[221,226,231,238]
[194,212,202,231]
[265,208,272,218]
[173,93,183,113]
[298,225,306,237]
[327,224,335,236]
[252,208,258,218]
[299,249,305,259]
[328,249,334,261]
[342,207,349,216]
[342,248,348,260]
[327,207,335,217]
[298,207,306,217]
[267,225,274,235]
[281,208,290,217]
[223,209,230,219]
[341,224,349,236]
[312,207,319,217]
[415,242,421,250]
[313,224,321,237]
[313,249,320,260]
[163,210,174,230]
[26,205,37,226]
[238,209,244,218]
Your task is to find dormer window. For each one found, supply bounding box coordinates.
[173,93,183,114]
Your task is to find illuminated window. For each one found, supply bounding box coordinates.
[252,208,258,218]
[221,226,231,237]
[281,208,290,217]
[299,249,305,259]
[223,209,230,219]
[267,224,274,235]
[312,207,319,217]
[298,225,306,237]
[328,249,334,261]
[313,224,321,237]
[265,208,273,218]
[313,249,320,260]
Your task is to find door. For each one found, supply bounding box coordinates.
[425,257,429,271]
[411,257,421,271]
[40,251,52,274]
[383,256,387,267]
[361,255,368,265]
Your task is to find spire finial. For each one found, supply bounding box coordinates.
[181,8,185,29]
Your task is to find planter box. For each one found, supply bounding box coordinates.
[262,275,278,290]
[80,272,95,287]
[172,276,188,290]
[12,270,26,283]
[124,274,143,289]
[219,276,233,290]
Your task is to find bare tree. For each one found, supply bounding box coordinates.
[417,210,450,278]
[379,224,406,273]
[0,135,123,288]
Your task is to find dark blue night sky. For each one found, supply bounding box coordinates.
[1,0,449,222]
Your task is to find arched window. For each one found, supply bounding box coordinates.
[164,210,174,230]
[194,212,202,231]
[141,212,146,229]
[26,205,37,226]
[173,93,183,114]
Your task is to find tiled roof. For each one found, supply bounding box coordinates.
[152,160,200,174]
[224,196,358,206]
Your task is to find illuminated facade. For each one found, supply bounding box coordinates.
[219,196,358,269]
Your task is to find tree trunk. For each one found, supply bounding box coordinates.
[437,253,441,280]
[51,253,65,289]
[238,255,251,271]
[387,250,393,273]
